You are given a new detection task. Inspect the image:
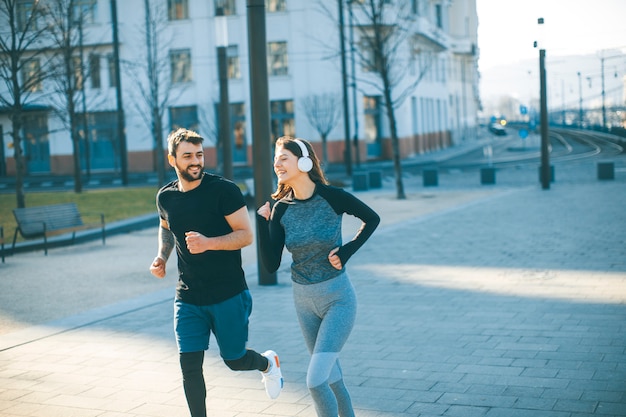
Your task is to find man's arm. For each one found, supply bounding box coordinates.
[150,218,175,278]
[185,206,253,254]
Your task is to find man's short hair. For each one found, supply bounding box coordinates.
[167,128,204,156]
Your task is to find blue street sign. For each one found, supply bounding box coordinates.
[519,128,528,139]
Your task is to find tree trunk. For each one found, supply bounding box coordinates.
[11,116,26,208]
[154,110,166,186]
[69,103,83,193]
[321,134,328,166]
[382,76,405,199]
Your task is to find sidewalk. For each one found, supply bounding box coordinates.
[1,159,625,416]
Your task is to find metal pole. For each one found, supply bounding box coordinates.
[338,0,352,176]
[601,56,606,130]
[110,0,128,185]
[78,17,91,180]
[217,46,232,180]
[348,3,360,167]
[539,48,550,190]
[247,0,277,285]
[577,71,583,128]
[215,7,233,180]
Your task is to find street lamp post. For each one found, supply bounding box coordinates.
[577,71,583,128]
[110,0,128,185]
[599,53,625,130]
[338,0,352,176]
[246,0,277,285]
[537,17,550,190]
[348,2,360,167]
[601,56,606,129]
[216,7,232,180]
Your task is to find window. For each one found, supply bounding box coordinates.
[270,100,294,140]
[267,0,286,12]
[107,54,117,88]
[168,0,188,20]
[435,4,443,29]
[360,36,381,73]
[17,0,37,31]
[231,103,246,150]
[231,103,248,163]
[364,95,383,157]
[72,56,84,90]
[170,106,199,132]
[227,45,240,79]
[170,49,192,84]
[21,59,42,92]
[363,95,381,142]
[89,54,100,88]
[72,0,97,24]
[268,42,288,76]
[215,0,236,15]
[411,0,419,14]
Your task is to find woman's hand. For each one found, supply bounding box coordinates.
[257,201,271,221]
[328,247,342,270]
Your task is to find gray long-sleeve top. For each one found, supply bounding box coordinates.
[257,183,380,285]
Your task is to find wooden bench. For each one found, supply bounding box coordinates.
[12,203,105,255]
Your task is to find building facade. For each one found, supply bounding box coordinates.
[0,0,480,177]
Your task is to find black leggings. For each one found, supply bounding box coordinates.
[180,350,268,417]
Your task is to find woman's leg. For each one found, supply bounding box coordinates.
[293,274,357,417]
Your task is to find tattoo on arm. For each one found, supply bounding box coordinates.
[158,226,175,261]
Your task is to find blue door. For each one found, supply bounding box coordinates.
[23,113,50,173]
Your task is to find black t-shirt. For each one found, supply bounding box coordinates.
[157,173,248,305]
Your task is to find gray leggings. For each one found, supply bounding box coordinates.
[293,273,357,417]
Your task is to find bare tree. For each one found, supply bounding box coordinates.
[0,0,50,208]
[323,0,436,199]
[301,93,342,165]
[125,0,183,186]
[45,0,89,193]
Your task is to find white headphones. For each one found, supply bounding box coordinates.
[293,139,313,173]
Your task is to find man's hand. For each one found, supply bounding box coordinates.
[150,256,167,278]
[185,231,209,254]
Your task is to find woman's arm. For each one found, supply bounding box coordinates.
[256,202,287,273]
[321,186,380,266]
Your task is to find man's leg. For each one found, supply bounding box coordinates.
[180,351,206,417]
[174,301,211,417]
[212,290,283,398]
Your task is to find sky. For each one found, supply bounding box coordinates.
[476,0,626,106]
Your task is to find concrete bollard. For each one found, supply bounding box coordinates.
[597,162,615,180]
[423,169,438,187]
[368,171,383,189]
[480,167,496,185]
[352,173,369,191]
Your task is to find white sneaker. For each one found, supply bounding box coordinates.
[261,350,283,399]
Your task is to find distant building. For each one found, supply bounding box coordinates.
[0,0,480,177]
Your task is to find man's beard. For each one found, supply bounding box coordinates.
[177,165,203,182]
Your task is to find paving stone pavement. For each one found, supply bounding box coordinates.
[1,157,625,417]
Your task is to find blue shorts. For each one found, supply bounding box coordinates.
[174,290,252,360]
